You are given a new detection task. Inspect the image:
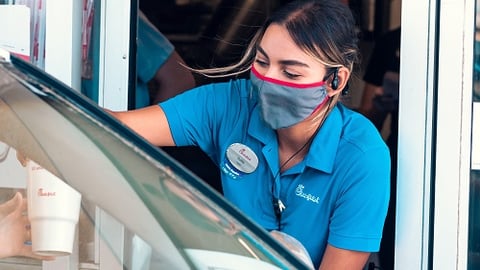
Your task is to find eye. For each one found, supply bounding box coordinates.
[254,59,269,67]
[283,70,301,79]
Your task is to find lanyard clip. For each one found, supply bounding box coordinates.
[273,198,286,217]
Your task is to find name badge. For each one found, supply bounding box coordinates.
[221,143,259,179]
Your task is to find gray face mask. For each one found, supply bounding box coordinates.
[250,66,329,129]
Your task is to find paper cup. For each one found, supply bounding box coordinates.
[27,160,82,256]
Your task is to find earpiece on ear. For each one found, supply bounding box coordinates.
[331,68,339,90]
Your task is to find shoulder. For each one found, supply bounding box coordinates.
[159,78,253,147]
[316,104,389,174]
[187,78,251,99]
[163,78,253,111]
[332,105,390,199]
[336,104,389,159]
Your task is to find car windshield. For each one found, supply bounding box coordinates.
[0,53,309,269]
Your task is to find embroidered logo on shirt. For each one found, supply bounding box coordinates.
[295,184,320,204]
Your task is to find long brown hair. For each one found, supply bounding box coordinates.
[189,0,360,81]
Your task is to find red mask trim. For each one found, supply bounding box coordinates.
[311,95,330,115]
[251,65,326,89]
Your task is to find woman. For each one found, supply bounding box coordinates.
[112,0,390,269]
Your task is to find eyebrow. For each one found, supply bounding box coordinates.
[257,46,310,68]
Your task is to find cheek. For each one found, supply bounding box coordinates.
[252,62,268,76]
[307,70,328,84]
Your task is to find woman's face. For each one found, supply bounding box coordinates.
[253,24,328,84]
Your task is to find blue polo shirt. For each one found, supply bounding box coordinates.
[160,79,390,268]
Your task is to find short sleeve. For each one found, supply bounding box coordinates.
[136,13,174,84]
[328,143,391,251]
[159,80,250,157]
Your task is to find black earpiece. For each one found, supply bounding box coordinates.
[331,68,339,90]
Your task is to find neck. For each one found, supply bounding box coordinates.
[276,100,334,171]
[276,120,319,172]
[276,124,316,150]
[276,103,329,149]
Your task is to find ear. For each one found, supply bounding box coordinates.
[327,66,350,96]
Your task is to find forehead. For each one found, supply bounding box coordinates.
[259,24,323,67]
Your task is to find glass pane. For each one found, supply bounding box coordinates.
[0,54,310,269]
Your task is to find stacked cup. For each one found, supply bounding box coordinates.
[26,160,81,256]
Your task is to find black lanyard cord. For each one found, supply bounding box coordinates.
[271,99,333,230]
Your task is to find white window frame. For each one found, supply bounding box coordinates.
[397,0,474,269]
[97,0,131,110]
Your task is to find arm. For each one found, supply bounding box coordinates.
[110,105,175,147]
[148,50,196,104]
[358,82,383,119]
[319,244,370,270]
[321,139,390,270]
[137,11,196,105]
[359,29,400,123]
[358,31,391,117]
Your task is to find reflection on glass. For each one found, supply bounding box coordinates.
[0,53,310,269]
[0,143,292,269]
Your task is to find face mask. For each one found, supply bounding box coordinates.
[250,65,329,129]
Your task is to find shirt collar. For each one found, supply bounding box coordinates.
[305,106,342,173]
[248,104,276,144]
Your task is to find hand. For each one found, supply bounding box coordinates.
[0,192,54,260]
[16,151,28,167]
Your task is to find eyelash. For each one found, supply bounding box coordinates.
[283,71,300,79]
[255,59,268,67]
[254,59,301,79]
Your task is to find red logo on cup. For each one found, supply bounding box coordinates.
[37,188,56,197]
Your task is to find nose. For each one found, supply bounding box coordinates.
[255,65,279,79]
[252,63,282,80]
[263,68,277,79]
